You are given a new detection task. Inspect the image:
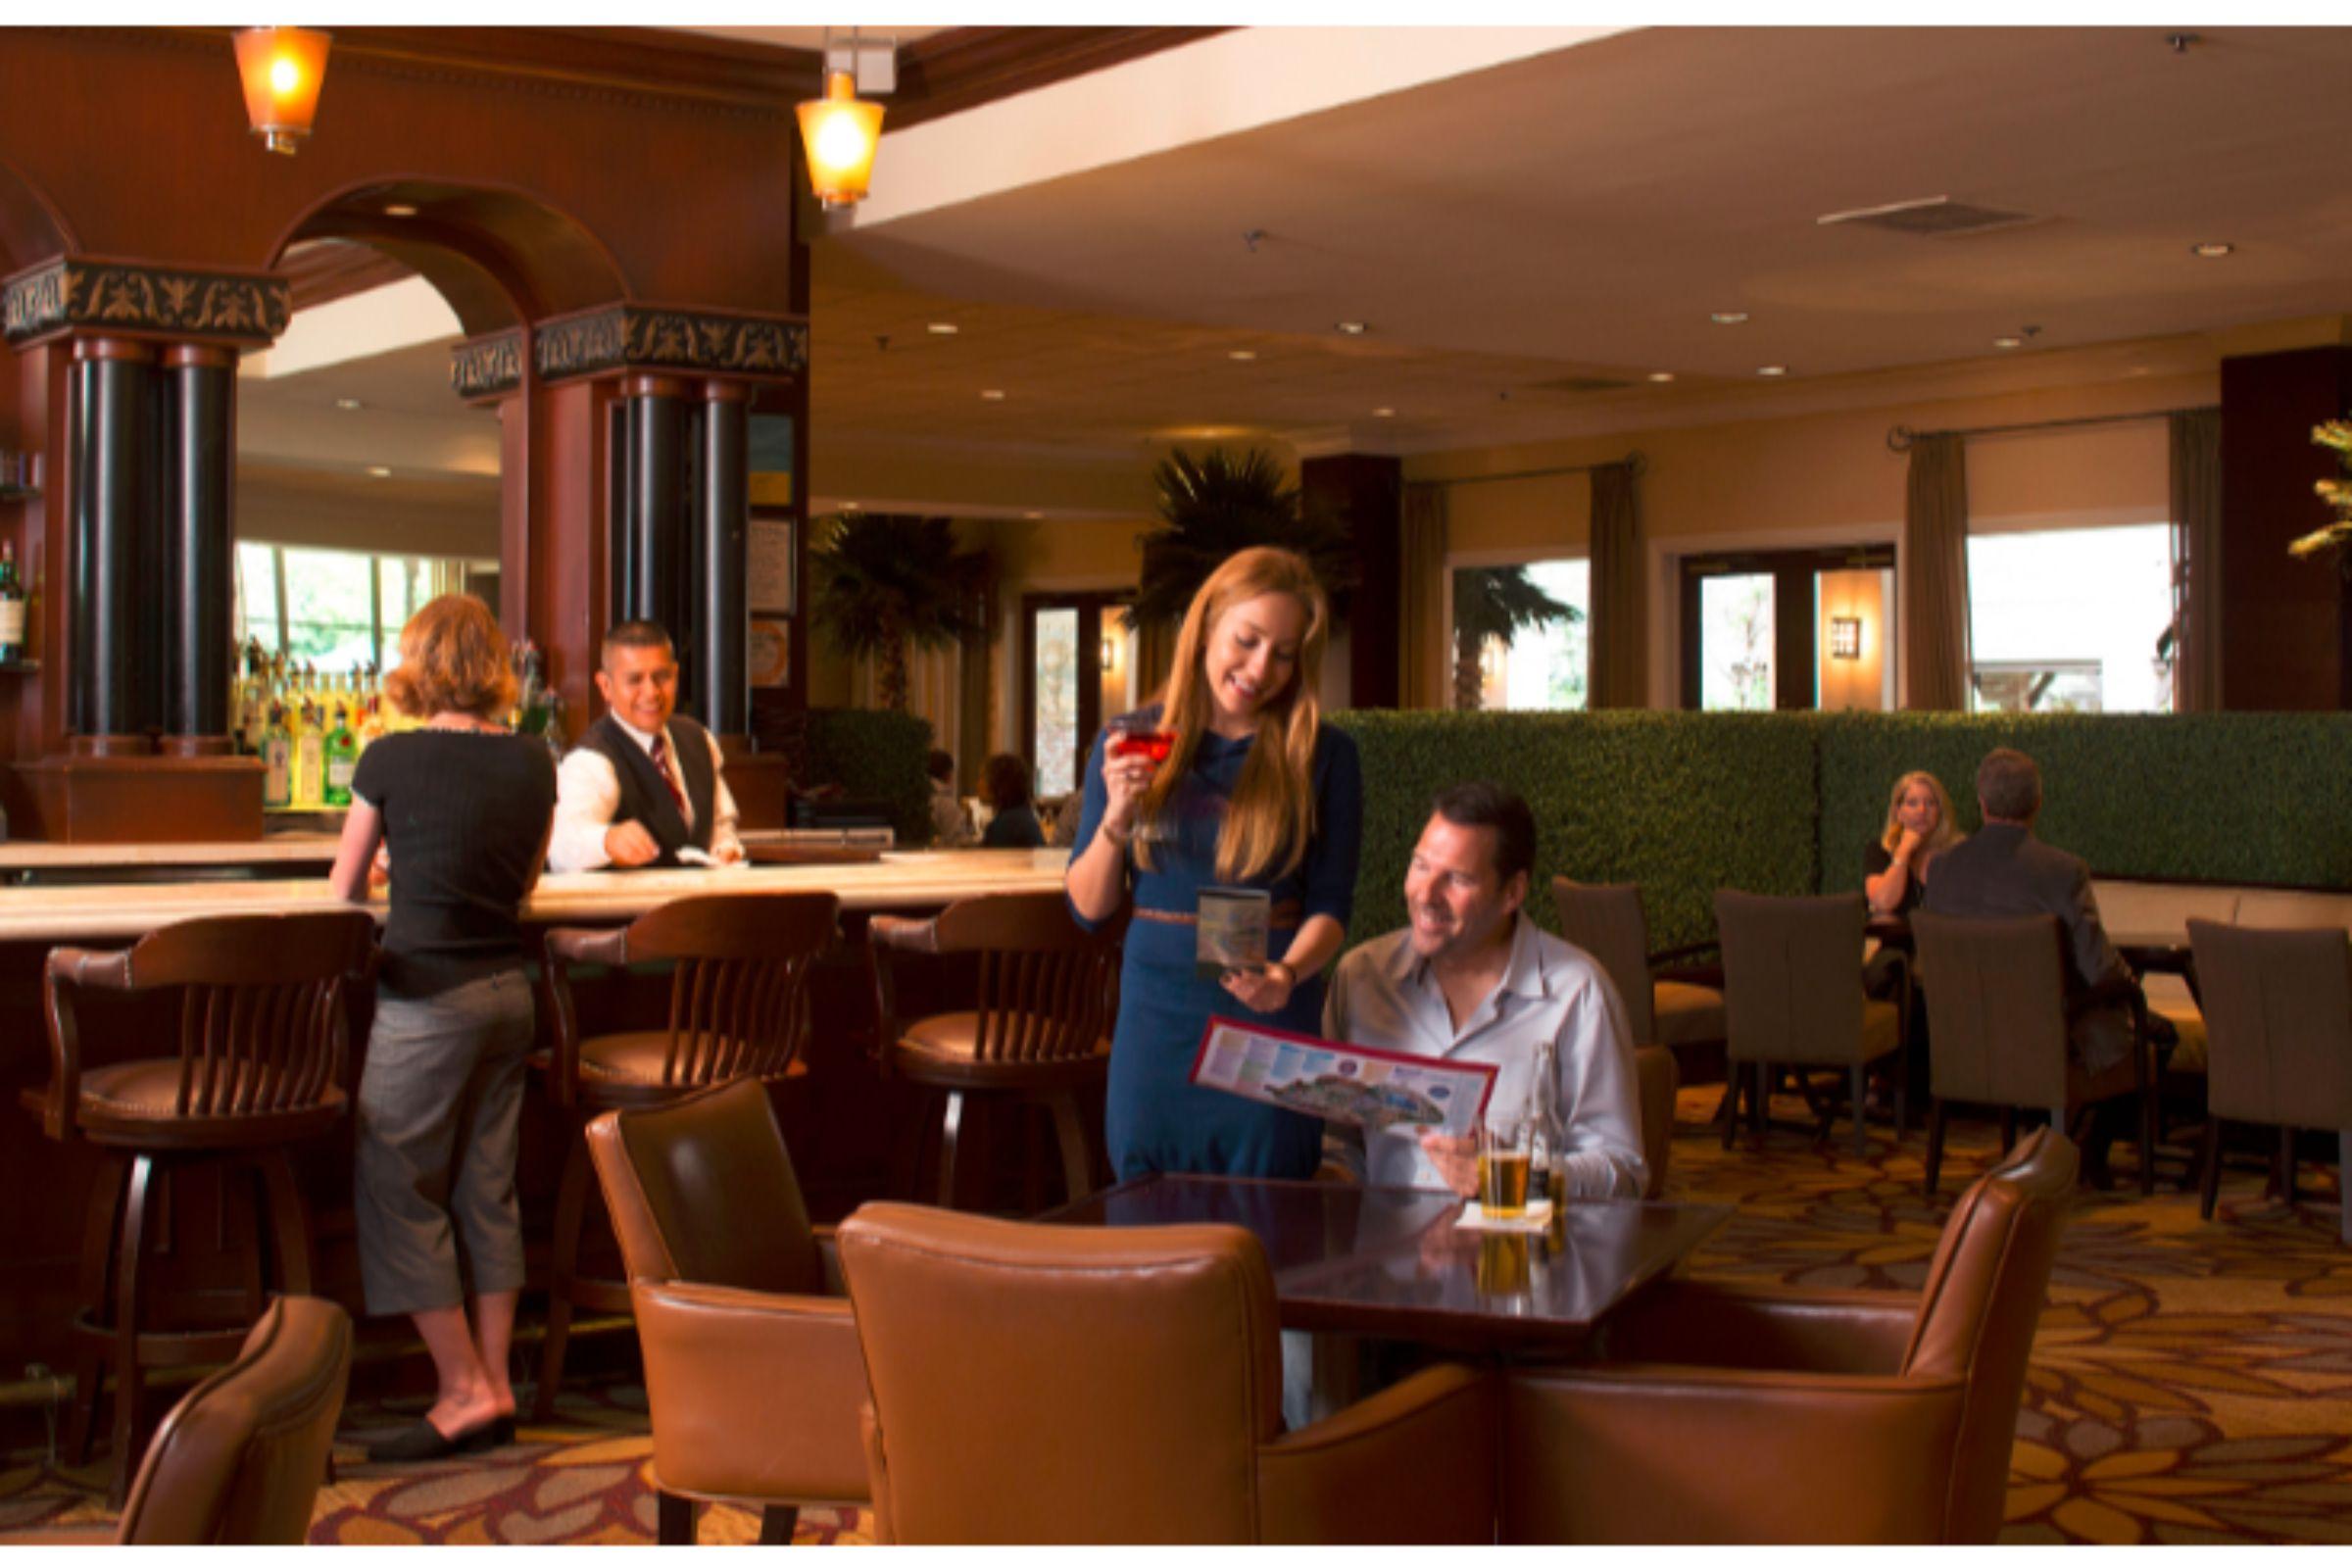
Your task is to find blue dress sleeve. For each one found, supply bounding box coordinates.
[1064,725,1117,931]
[1298,725,1362,930]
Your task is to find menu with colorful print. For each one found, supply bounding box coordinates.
[1188,1015,1496,1137]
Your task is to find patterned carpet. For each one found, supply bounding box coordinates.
[5,1087,2350,1544]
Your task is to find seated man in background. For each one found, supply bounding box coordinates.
[1922,746,2151,1179]
[1322,780,1645,1199]
[548,620,743,871]
[927,748,973,848]
[978,753,1047,850]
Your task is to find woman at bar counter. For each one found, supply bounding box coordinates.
[327,595,558,1462]
[1865,769,1961,916]
[1066,546,1363,1180]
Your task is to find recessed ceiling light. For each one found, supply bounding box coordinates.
[1228,350,1257,362]
[980,389,1006,401]
[927,321,959,335]
[334,397,364,411]
[1756,365,1788,377]
[383,203,417,218]
[1022,511,1043,519]
[842,501,860,511]
[1335,320,1369,336]
[1371,407,1396,418]
[2191,241,2234,259]
[1992,336,2024,350]
[1647,371,1676,383]
[1711,311,1749,326]
[366,465,392,478]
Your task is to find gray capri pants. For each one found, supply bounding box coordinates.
[354,967,538,1317]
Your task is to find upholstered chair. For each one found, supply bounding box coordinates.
[1551,877,1726,1062]
[836,1202,1495,1544]
[116,1296,352,1545]
[2186,919,2352,1244]
[1713,890,1904,1155]
[583,1078,867,1544]
[1634,1045,1679,1200]
[1495,1129,2076,1544]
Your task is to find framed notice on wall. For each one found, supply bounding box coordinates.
[749,514,796,615]
[749,615,792,688]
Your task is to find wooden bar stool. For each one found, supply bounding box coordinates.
[20,910,375,1506]
[867,890,1119,1210]
[532,891,839,1421]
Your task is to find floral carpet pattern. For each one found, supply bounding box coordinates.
[5,1087,2350,1544]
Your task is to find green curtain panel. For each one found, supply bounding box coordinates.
[1902,432,1973,710]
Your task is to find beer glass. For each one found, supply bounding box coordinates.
[1478,1116,1533,1218]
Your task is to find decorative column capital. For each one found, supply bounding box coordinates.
[450,327,525,401]
[3,256,289,350]
[532,301,808,386]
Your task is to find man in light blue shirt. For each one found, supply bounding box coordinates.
[1322,781,1647,1199]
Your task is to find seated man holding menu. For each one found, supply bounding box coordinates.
[548,619,745,872]
[1321,781,1646,1200]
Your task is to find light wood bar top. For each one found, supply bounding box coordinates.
[0,849,1072,943]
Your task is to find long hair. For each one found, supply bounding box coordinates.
[1880,770,1961,858]
[384,594,516,722]
[1135,547,1329,882]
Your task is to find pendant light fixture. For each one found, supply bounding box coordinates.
[232,26,333,155]
[797,29,886,209]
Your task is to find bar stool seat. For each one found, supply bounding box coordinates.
[892,1012,1112,1089]
[533,891,840,1421]
[22,910,375,1507]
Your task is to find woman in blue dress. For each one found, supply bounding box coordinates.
[1066,546,1363,1180]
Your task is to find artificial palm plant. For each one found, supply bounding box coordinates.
[808,514,987,713]
[1131,448,1358,631]
[1451,566,1579,710]
[2286,417,2352,576]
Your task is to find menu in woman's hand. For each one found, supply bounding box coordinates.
[1189,1015,1495,1136]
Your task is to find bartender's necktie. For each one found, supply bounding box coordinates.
[648,731,690,819]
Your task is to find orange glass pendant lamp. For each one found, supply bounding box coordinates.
[233,26,332,155]
[797,68,884,209]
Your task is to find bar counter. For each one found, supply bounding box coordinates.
[0,848,1071,941]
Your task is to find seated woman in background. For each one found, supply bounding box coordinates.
[979,752,1047,849]
[1865,769,1961,916]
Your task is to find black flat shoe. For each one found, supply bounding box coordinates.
[364,1415,503,1463]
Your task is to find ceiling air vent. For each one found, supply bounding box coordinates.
[1524,375,1635,396]
[1816,196,2040,237]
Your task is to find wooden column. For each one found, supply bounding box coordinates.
[1301,453,1402,710]
[161,343,235,756]
[67,336,157,755]
[620,372,691,638]
[697,378,751,740]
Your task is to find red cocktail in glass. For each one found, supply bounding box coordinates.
[1109,727,1177,763]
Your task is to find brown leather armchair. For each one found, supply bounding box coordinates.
[836,1202,1495,1544]
[116,1296,352,1545]
[1495,1128,2076,1544]
[583,1078,866,1545]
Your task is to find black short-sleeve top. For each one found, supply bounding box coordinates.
[1863,839,1926,915]
[352,731,559,998]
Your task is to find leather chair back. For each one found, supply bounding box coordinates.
[585,1077,823,1297]
[1899,1127,2078,1542]
[116,1296,351,1545]
[837,1202,1282,1544]
[1551,879,1655,1043]
[1714,891,1868,1065]
[2187,919,2352,1128]
[1634,1045,1677,1200]
[1910,911,2069,1110]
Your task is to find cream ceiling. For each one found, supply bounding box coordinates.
[238,24,2352,525]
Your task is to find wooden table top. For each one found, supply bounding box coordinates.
[1047,1174,1732,1353]
[0,849,1073,943]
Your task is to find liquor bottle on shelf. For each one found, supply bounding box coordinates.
[262,703,293,809]
[0,540,24,665]
[358,690,386,752]
[293,693,324,808]
[323,704,358,807]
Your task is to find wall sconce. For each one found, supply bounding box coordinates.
[1831,617,1863,661]
[1100,635,1116,672]
[232,27,332,155]
[797,31,887,209]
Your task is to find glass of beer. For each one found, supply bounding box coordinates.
[1478,1117,1533,1218]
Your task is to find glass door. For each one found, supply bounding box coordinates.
[1021,591,1132,801]
[1680,545,1895,710]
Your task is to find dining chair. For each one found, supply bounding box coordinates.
[1550,878,1726,1065]
[2185,919,2352,1245]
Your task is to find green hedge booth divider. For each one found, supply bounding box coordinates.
[1331,711,1821,951]
[801,709,936,848]
[1817,712,2352,894]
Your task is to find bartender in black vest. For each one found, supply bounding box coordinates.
[547,620,745,871]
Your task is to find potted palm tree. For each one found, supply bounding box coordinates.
[1451,566,1579,710]
[2288,417,2352,575]
[1131,448,1359,632]
[808,514,987,712]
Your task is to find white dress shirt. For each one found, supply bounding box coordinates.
[547,714,742,872]
[1321,913,1648,1199]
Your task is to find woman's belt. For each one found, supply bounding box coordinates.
[1133,901,1303,931]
